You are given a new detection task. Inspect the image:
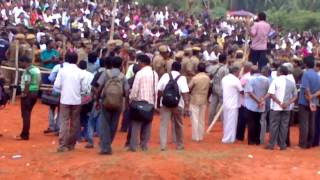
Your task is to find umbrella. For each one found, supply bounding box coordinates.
[227,10,255,18]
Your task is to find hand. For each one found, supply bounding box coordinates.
[310,103,317,112]
[258,101,265,109]
[281,103,289,109]
[305,93,312,101]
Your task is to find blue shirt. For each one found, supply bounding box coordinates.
[298,69,320,106]
[244,74,270,112]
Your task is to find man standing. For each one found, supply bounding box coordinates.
[244,66,269,145]
[265,65,298,150]
[129,54,159,152]
[236,62,252,141]
[298,56,320,149]
[158,62,189,151]
[207,54,228,125]
[189,63,211,142]
[249,12,271,70]
[153,45,168,78]
[96,57,129,155]
[18,56,41,140]
[221,66,243,144]
[54,51,85,152]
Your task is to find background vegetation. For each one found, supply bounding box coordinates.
[136,0,320,31]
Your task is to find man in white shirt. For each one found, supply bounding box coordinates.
[158,62,189,151]
[265,65,297,150]
[221,65,243,144]
[54,51,86,152]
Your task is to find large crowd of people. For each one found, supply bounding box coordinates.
[1,0,320,155]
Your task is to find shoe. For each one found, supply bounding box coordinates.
[15,136,29,141]
[57,147,69,153]
[85,144,94,149]
[43,129,55,134]
[99,151,112,155]
[127,148,136,152]
[141,147,148,151]
[160,147,167,151]
[264,145,274,150]
[68,146,75,151]
[176,146,185,151]
[280,147,287,151]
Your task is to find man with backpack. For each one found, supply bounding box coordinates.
[96,56,129,155]
[189,63,211,142]
[158,61,190,151]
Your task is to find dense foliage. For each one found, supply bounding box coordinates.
[136,0,320,31]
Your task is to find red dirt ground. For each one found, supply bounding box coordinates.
[0,101,320,179]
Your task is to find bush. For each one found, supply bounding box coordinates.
[267,10,320,32]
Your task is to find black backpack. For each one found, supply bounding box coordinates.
[162,73,181,108]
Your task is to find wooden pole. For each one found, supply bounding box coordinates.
[11,40,19,104]
[109,0,118,41]
[206,18,250,134]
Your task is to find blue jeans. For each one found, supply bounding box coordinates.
[99,108,121,152]
[87,107,101,145]
[49,106,60,131]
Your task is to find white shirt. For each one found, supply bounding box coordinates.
[268,75,297,111]
[157,71,189,108]
[222,74,243,109]
[81,70,94,95]
[54,64,86,105]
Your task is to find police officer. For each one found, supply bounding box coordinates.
[153,45,168,78]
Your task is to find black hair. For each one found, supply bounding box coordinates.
[65,51,78,64]
[278,65,289,76]
[303,55,315,69]
[88,52,98,63]
[133,64,141,74]
[171,61,182,72]
[258,12,267,21]
[46,39,54,47]
[197,62,206,73]
[137,54,151,65]
[105,56,113,69]
[229,65,240,75]
[111,56,123,69]
[218,54,227,63]
[78,60,87,70]
[99,57,106,67]
[19,55,31,63]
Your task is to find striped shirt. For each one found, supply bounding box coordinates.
[129,66,159,105]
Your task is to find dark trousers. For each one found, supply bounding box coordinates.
[268,111,290,148]
[99,108,121,153]
[249,49,268,70]
[78,102,93,141]
[313,107,320,147]
[299,105,316,148]
[59,104,81,149]
[236,106,246,141]
[121,108,130,132]
[245,108,261,145]
[130,119,152,151]
[20,92,38,139]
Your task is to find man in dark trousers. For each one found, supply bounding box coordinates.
[18,55,41,140]
[249,12,271,70]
